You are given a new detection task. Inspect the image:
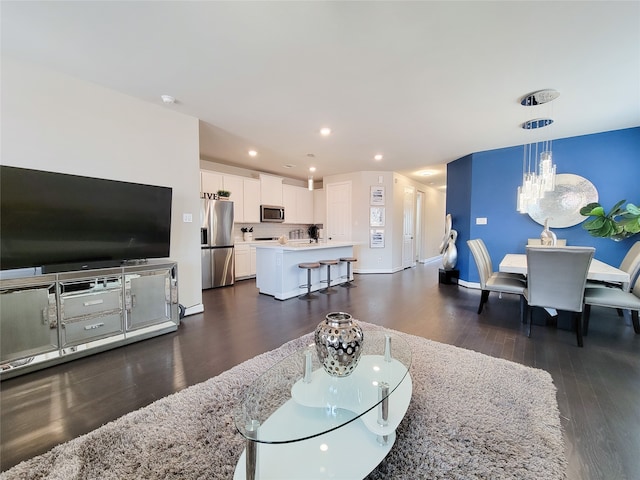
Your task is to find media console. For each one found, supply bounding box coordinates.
[0,260,179,380]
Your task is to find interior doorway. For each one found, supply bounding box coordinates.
[325,181,352,242]
[402,186,415,269]
[415,190,424,262]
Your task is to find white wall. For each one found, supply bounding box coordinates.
[421,185,447,262]
[323,171,445,273]
[1,56,203,311]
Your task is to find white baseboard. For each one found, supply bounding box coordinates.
[184,303,204,316]
[458,279,479,289]
[420,255,442,265]
[354,268,397,274]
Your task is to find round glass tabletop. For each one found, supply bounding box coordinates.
[233,330,411,444]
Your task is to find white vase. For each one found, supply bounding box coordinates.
[540,218,557,246]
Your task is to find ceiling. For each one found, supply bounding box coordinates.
[2,1,639,190]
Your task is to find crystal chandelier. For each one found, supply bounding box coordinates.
[516,90,559,214]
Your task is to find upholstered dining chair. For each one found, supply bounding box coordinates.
[527,238,567,246]
[524,246,595,347]
[585,241,640,292]
[583,276,640,336]
[467,239,526,317]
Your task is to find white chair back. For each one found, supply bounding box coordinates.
[527,238,567,246]
[619,241,640,286]
[467,239,491,289]
[525,246,594,312]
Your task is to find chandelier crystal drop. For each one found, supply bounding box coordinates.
[517,90,559,214]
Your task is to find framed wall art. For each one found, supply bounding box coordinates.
[370,186,385,205]
[370,229,385,248]
[370,206,385,227]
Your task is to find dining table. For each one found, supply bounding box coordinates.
[499,253,631,291]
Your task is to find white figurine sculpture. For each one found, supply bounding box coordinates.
[440,214,458,270]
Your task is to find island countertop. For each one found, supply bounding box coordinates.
[253,241,357,251]
[254,242,357,300]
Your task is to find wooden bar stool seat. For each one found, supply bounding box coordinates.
[339,257,357,288]
[319,259,339,294]
[298,262,320,300]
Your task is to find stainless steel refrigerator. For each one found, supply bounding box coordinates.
[201,199,234,289]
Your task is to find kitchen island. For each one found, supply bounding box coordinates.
[255,242,357,300]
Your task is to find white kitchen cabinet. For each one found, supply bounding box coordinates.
[283,185,314,224]
[223,174,245,222]
[298,187,314,224]
[234,244,251,279]
[243,178,261,223]
[260,174,283,206]
[201,171,223,196]
[314,189,326,225]
[282,185,297,223]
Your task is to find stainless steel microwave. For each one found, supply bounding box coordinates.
[260,205,285,223]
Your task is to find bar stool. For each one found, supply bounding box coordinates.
[298,262,320,300]
[339,257,357,288]
[319,259,339,294]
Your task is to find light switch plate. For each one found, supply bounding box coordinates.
[476,217,487,225]
[183,213,193,223]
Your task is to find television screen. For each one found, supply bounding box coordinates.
[1,166,172,272]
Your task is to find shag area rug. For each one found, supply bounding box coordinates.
[2,323,566,480]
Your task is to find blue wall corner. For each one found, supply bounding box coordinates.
[449,127,640,283]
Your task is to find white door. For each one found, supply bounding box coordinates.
[402,186,415,269]
[326,181,352,242]
[415,190,424,263]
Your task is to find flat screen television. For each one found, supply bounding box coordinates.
[1,166,172,273]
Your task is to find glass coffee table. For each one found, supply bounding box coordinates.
[233,331,412,479]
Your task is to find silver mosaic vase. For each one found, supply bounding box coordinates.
[314,312,364,377]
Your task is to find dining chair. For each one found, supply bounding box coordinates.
[583,276,640,336]
[524,246,595,347]
[467,239,526,317]
[527,238,567,246]
[585,241,640,292]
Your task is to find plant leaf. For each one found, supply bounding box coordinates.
[580,203,604,216]
[626,203,640,215]
[608,199,627,217]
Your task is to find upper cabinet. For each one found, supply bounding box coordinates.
[222,175,245,222]
[200,172,261,224]
[201,171,223,196]
[243,178,261,223]
[283,184,314,224]
[259,174,283,206]
[314,188,326,225]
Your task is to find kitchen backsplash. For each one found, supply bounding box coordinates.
[234,223,323,242]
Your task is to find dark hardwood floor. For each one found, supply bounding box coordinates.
[1,262,639,479]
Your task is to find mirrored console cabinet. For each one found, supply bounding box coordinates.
[0,260,179,380]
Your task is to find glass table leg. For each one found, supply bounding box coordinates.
[246,420,260,480]
[377,382,390,446]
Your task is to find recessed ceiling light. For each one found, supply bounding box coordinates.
[309,166,316,172]
[320,127,331,136]
[248,150,257,157]
[374,154,383,161]
[420,171,434,176]
[161,95,175,104]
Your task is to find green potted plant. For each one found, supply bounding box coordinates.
[217,189,231,200]
[580,200,640,240]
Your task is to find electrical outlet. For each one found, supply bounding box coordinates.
[476,217,487,225]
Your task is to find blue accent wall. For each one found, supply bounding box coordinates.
[448,127,640,283]
[446,155,472,279]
